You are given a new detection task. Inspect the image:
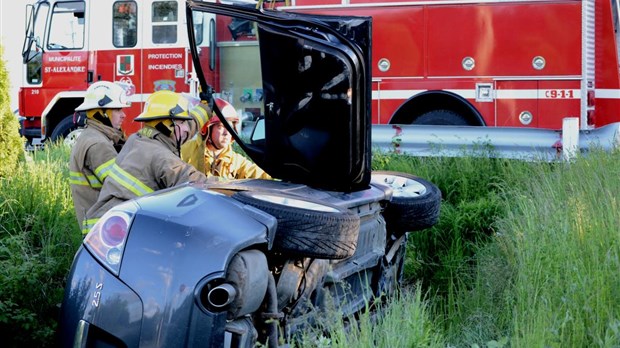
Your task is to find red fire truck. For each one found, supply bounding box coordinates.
[18,0,620,144]
[19,0,212,142]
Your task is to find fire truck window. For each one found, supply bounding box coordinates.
[192,12,204,46]
[152,1,177,44]
[24,3,47,85]
[113,1,138,48]
[48,1,85,50]
[26,49,42,85]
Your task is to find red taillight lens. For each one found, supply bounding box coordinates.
[102,215,128,246]
[84,203,137,276]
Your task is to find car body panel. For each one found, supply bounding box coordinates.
[59,184,276,347]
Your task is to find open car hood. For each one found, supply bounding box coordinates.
[186,0,372,192]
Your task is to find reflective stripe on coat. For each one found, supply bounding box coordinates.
[69,120,124,232]
[181,137,271,180]
[85,126,208,227]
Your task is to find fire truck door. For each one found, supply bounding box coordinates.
[42,1,89,91]
[21,1,89,120]
[140,1,188,96]
[108,1,142,135]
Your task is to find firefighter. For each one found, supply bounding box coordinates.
[83,90,211,233]
[181,97,271,180]
[69,80,131,234]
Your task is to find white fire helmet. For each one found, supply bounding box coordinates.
[75,81,131,112]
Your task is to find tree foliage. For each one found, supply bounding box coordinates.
[0,45,24,178]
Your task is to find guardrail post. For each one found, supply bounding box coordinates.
[562,117,579,161]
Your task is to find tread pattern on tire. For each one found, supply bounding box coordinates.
[372,171,441,234]
[232,191,360,259]
[414,109,469,125]
[50,115,80,142]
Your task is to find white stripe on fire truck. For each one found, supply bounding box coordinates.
[596,89,620,98]
[130,89,620,105]
[372,89,620,100]
[287,0,574,11]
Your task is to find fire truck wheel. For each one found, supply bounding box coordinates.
[231,190,360,259]
[414,109,469,125]
[371,171,441,235]
[50,116,83,146]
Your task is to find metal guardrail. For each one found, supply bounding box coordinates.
[23,116,620,160]
[371,120,620,161]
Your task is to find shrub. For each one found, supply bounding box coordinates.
[0,45,25,178]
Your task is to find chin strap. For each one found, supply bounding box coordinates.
[155,122,172,137]
[174,128,182,157]
[93,110,113,128]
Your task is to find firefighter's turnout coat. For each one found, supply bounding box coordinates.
[84,126,208,231]
[69,120,125,233]
[182,138,271,180]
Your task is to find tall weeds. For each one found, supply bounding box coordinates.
[426,150,620,347]
[0,143,81,347]
[2,142,618,347]
[294,286,445,348]
[499,150,620,346]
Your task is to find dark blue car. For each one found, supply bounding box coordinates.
[58,1,441,346]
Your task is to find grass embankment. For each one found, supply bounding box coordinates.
[368,150,620,347]
[0,145,81,346]
[499,153,620,347]
[1,143,618,347]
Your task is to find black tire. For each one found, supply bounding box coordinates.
[413,109,468,125]
[372,171,441,234]
[50,115,83,145]
[231,191,360,259]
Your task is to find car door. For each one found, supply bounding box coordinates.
[186,0,372,192]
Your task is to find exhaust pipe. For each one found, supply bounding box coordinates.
[207,283,237,308]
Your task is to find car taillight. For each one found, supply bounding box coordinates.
[84,202,138,275]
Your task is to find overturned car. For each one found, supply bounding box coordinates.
[58,1,441,347]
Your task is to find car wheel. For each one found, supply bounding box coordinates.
[231,191,360,259]
[372,171,441,234]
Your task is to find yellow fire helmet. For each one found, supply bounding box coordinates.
[134,90,194,127]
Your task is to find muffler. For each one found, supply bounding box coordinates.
[199,249,269,320]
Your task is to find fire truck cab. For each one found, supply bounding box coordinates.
[19,0,217,143]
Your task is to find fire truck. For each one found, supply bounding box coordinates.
[19,0,213,142]
[18,0,620,144]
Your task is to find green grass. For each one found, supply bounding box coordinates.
[372,149,620,347]
[2,143,620,347]
[498,151,620,347]
[292,285,445,348]
[0,143,81,347]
